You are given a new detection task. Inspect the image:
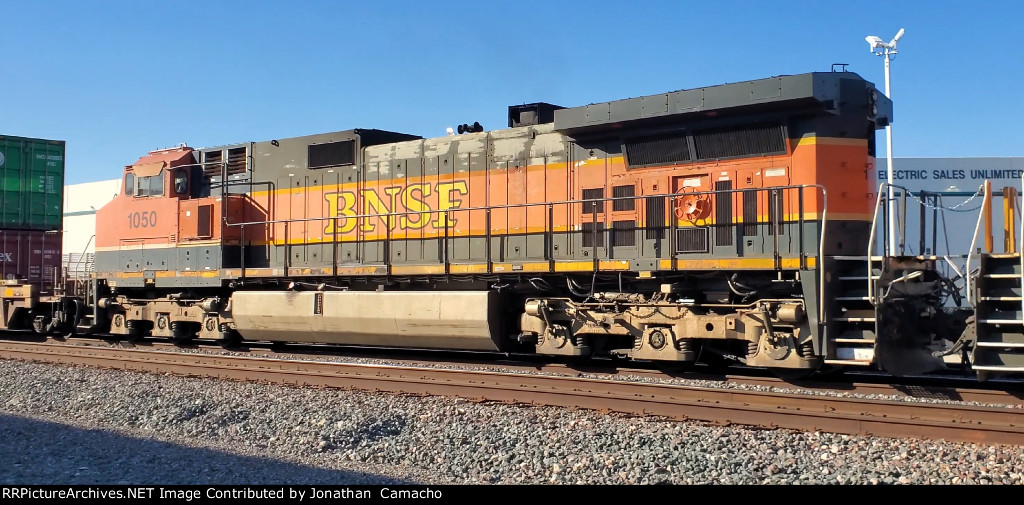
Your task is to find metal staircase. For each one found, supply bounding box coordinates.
[820,177,1024,378]
[965,180,1024,379]
[824,181,966,374]
[826,255,883,366]
[972,253,1024,377]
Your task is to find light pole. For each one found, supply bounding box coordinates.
[866,28,905,256]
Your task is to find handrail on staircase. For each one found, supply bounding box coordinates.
[866,181,920,304]
[966,181,993,307]
[868,183,884,303]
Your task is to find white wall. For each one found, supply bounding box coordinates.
[62,179,120,273]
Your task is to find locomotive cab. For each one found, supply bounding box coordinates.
[94,146,246,291]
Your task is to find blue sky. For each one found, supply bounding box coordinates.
[1,0,1021,184]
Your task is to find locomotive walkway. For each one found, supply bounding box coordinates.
[2,339,1023,446]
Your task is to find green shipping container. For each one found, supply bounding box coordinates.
[0,135,65,231]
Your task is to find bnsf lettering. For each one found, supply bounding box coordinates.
[128,211,158,229]
[324,181,468,234]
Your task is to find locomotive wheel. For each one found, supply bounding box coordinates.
[814,364,847,378]
[171,335,194,346]
[656,339,702,374]
[171,322,198,345]
[55,327,76,342]
[694,341,733,372]
[564,333,595,365]
[655,361,697,374]
[768,367,817,381]
[125,320,150,343]
[218,330,242,348]
[565,352,594,366]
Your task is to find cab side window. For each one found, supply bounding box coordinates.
[134,169,165,197]
[174,168,188,195]
[124,172,135,196]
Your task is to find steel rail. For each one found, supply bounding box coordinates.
[18,336,1024,407]
[2,340,1024,445]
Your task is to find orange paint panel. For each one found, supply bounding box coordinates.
[391,264,446,275]
[97,172,261,250]
[96,192,183,249]
[507,162,527,233]
[449,264,490,274]
[789,141,875,217]
[101,135,873,256]
[255,145,865,247]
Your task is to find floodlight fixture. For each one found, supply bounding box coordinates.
[890,28,905,48]
[865,35,885,50]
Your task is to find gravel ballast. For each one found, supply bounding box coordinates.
[140,341,1023,409]
[0,358,1021,485]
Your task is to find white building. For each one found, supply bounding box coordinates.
[62,179,120,277]
[877,157,1024,257]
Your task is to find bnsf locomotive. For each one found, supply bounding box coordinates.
[46,70,1012,378]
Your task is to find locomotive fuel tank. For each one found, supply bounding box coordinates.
[229,290,505,350]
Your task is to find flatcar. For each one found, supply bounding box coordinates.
[75,70,993,378]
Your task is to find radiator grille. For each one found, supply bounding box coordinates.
[308,140,354,169]
[612,185,635,211]
[203,151,223,178]
[693,124,786,160]
[625,134,690,167]
[714,180,733,246]
[645,196,666,240]
[582,222,605,247]
[227,147,248,175]
[582,188,604,214]
[743,190,758,236]
[675,228,709,253]
[612,220,635,247]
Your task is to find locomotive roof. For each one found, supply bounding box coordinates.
[554,71,891,136]
[195,128,422,153]
[127,146,194,176]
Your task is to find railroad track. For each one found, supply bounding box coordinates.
[2,339,1024,445]
[36,335,1024,407]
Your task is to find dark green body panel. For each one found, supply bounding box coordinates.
[0,135,65,231]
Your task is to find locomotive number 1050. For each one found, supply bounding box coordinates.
[128,211,158,229]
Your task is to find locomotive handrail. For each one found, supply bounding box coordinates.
[965,181,992,307]
[818,184,829,325]
[868,182,912,258]
[143,159,253,177]
[867,182,888,305]
[222,182,830,325]
[66,235,95,298]
[225,188,825,256]
[222,182,823,307]
[222,183,825,228]
[867,181,927,304]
